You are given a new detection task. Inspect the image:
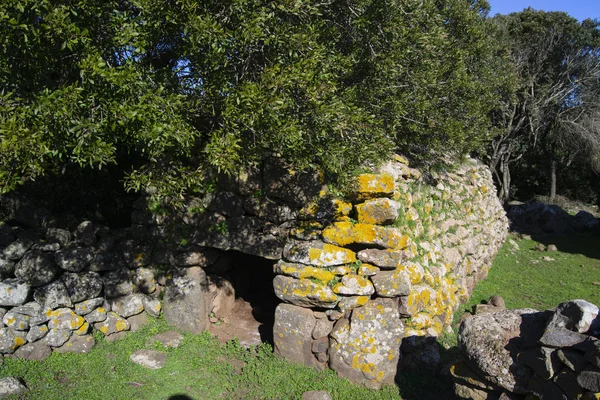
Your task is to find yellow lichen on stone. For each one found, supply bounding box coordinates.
[332,199,352,217]
[396,263,424,285]
[116,320,128,332]
[13,337,25,348]
[307,243,356,266]
[353,174,395,200]
[278,263,335,283]
[322,222,410,249]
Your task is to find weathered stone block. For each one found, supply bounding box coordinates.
[273,275,339,309]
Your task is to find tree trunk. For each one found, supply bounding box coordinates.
[550,157,557,202]
[499,159,511,205]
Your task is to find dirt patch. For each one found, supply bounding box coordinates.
[209,299,266,348]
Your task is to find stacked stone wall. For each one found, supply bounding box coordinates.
[0,155,508,388]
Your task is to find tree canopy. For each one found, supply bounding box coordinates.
[0,0,501,208]
[488,8,600,204]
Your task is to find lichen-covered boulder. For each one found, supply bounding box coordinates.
[2,311,30,331]
[74,298,104,316]
[273,275,339,309]
[283,241,356,267]
[133,267,156,294]
[163,267,210,334]
[108,293,144,318]
[274,261,335,282]
[102,268,133,299]
[26,325,49,342]
[350,173,395,201]
[322,222,409,249]
[458,308,550,394]
[355,198,400,225]
[356,249,405,269]
[329,298,404,389]
[85,307,107,324]
[94,311,129,335]
[0,328,27,353]
[273,304,321,368]
[44,328,72,347]
[371,269,411,297]
[15,250,58,287]
[0,279,29,306]
[332,274,374,296]
[142,295,161,318]
[61,271,103,304]
[47,308,85,331]
[33,280,72,309]
[3,239,33,261]
[54,247,93,272]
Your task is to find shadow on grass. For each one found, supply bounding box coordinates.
[526,233,600,260]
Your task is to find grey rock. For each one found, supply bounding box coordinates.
[130,349,167,370]
[273,304,321,369]
[62,271,103,303]
[540,327,590,348]
[0,254,15,278]
[547,300,599,334]
[0,377,28,397]
[0,279,30,306]
[371,269,411,297]
[52,334,95,354]
[109,293,144,318]
[458,309,549,394]
[26,325,49,342]
[329,298,404,389]
[578,366,600,392]
[142,295,161,318]
[133,267,156,294]
[302,390,332,400]
[11,301,40,317]
[102,268,133,299]
[74,298,105,316]
[89,250,125,272]
[147,331,184,348]
[127,313,148,332]
[84,307,107,324]
[2,311,30,331]
[55,247,93,272]
[45,228,71,246]
[33,280,72,309]
[163,267,210,334]
[93,311,129,335]
[15,250,58,287]
[75,221,96,246]
[3,239,33,261]
[14,341,52,361]
[356,248,405,269]
[173,247,220,267]
[312,318,334,340]
[44,328,72,347]
[0,328,27,353]
[119,240,152,268]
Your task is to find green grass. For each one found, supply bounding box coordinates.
[1,233,598,400]
[0,317,400,400]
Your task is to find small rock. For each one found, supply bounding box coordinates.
[577,366,600,392]
[108,293,144,318]
[542,256,555,262]
[547,244,558,252]
[488,295,506,309]
[0,328,27,353]
[102,268,133,299]
[302,390,332,400]
[45,228,71,247]
[0,279,30,307]
[130,349,167,369]
[74,298,105,316]
[535,243,546,252]
[142,296,161,318]
[105,331,128,342]
[94,312,129,336]
[0,377,28,397]
[2,311,30,331]
[85,307,107,324]
[44,328,72,347]
[53,334,95,354]
[147,331,184,348]
[127,313,148,332]
[14,341,52,361]
[75,221,96,246]
[26,325,49,342]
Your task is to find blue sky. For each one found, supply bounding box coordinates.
[487,0,599,21]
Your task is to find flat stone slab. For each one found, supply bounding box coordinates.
[130,349,167,370]
[147,331,184,348]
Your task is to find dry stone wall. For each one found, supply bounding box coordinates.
[0,155,508,389]
[272,156,508,388]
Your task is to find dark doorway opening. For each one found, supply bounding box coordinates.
[206,251,279,347]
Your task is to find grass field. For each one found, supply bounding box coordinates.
[1,233,598,400]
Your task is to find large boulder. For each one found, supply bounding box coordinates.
[273,304,321,369]
[15,250,58,287]
[458,308,551,394]
[163,267,210,334]
[62,271,103,303]
[0,279,29,306]
[329,298,404,389]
